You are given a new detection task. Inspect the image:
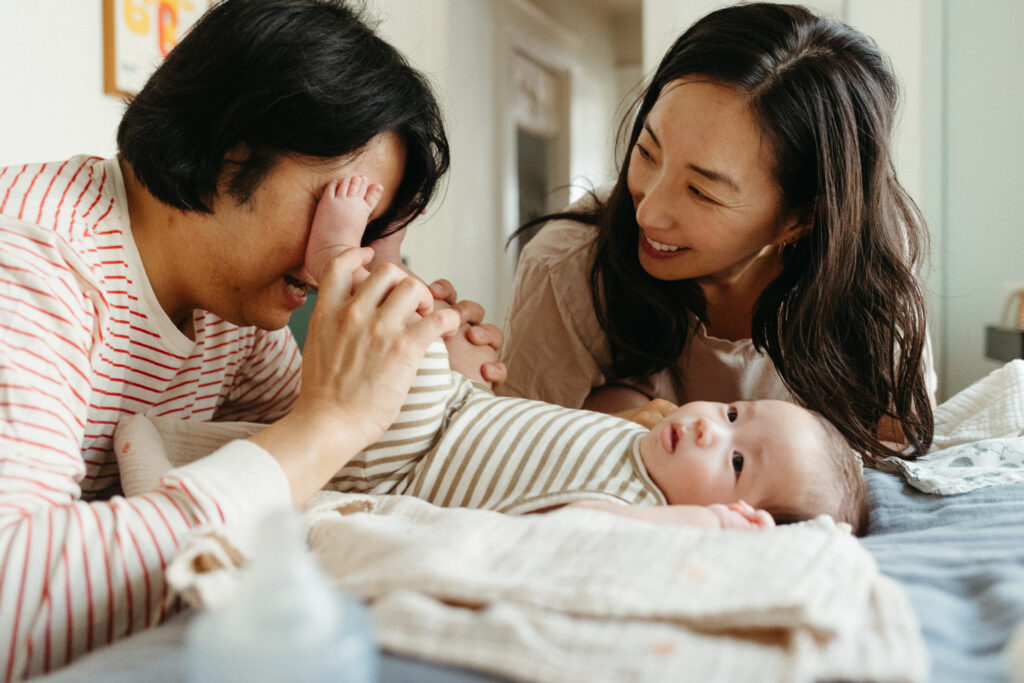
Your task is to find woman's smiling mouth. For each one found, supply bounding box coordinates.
[640,231,688,258]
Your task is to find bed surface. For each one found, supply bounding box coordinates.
[37,469,1024,682]
[862,468,1024,683]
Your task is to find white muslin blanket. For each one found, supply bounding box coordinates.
[165,492,925,683]
[880,359,1024,494]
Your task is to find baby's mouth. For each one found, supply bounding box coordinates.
[661,423,681,454]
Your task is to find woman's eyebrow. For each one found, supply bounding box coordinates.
[642,121,661,148]
[689,164,741,193]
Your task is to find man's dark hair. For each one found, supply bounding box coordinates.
[117,0,448,242]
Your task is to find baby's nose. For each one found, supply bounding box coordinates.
[695,417,717,448]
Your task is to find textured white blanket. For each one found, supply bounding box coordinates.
[880,359,1024,494]
[166,493,925,683]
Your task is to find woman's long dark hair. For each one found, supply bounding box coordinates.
[524,3,933,464]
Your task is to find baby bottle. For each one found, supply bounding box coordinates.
[185,508,377,682]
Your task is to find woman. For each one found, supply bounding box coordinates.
[498,2,935,463]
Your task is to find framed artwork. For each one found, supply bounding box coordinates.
[103,0,213,96]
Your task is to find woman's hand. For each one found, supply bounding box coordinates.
[583,387,677,428]
[582,387,677,428]
[613,398,677,428]
[249,248,460,504]
[429,278,507,387]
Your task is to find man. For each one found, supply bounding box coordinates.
[0,0,499,677]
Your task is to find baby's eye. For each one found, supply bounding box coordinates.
[727,406,738,422]
[731,452,744,477]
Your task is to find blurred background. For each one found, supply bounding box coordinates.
[1,0,1021,400]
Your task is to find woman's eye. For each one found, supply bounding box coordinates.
[634,143,653,160]
[727,406,738,422]
[731,452,744,476]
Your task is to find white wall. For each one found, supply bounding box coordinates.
[842,0,1024,398]
[939,0,1024,395]
[0,1,124,165]
[374,0,623,322]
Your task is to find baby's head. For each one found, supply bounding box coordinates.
[639,400,867,534]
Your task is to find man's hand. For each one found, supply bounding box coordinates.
[250,250,460,505]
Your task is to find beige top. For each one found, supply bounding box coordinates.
[498,216,937,408]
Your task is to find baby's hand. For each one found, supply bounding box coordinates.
[706,500,775,530]
[305,176,383,284]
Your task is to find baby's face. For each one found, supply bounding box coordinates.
[639,400,826,509]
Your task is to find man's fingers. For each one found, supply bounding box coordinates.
[408,304,461,345]
[311,247,374,311]
[372,268,435,321]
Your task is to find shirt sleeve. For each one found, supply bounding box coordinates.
[496,223,607,408]
[0,226,291,679]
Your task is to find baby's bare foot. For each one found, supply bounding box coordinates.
[305,175,384,282]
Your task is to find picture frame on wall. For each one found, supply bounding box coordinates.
[103,0,213,96]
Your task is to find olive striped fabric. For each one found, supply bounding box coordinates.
[325,342,664,513]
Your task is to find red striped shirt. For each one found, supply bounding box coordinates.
[0,157,300,679]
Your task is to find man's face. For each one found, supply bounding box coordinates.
[193,132,406,331]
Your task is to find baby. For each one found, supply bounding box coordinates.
[311,177,867,534]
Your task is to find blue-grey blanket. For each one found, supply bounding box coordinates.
[862,469,1024,683]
